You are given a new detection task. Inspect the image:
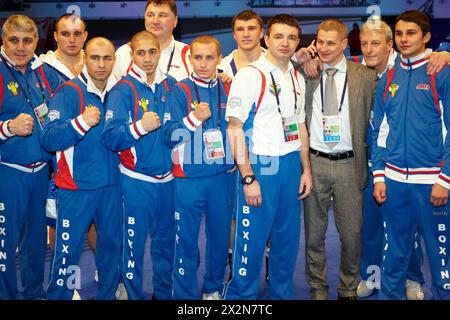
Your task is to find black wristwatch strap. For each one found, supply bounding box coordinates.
[241,174,256,185]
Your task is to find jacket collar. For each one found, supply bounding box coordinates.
[129,63,167,87]
[190,72,218,88]
[78,67,116,102]
[400,48,432,70]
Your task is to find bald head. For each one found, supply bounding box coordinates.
[130,30,159,51]
[85,37,115,53]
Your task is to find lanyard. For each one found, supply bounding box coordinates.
[0,55,46,109]
[269,71,298,118]
[166,46,176,74]
[230,59,238,77]
[320,71,348,113]
[192,77,222,130]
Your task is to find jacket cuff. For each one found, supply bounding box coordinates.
[129,120,149,140]
[437,173,450,190]
[373,169,385,184]
[183,111,202,132]
[71,115,92,136]
[0,120,15,140]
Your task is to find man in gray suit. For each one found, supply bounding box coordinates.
[301,19,378,300]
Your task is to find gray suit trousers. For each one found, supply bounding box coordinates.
[304,154,363,299]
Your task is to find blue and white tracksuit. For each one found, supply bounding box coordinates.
[40,50,75,228]
[350,53,424,287]
[0,50,61,300]
[164,74,235,299]
[372,49,450,299]
[42,70,121,300]
[102,65,177,300]
[223,56,306,300]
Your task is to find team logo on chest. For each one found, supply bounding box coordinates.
[269,82,281,97]
[7,81,19,96]
[139,98,149,112]
[416,83,430,91]
[389,83,399,98]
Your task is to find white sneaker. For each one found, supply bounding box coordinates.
[405,279,424,300]
[202,291,222,300]
[115,283,129,300]
[72,289,81,300]
[357,280,374,298]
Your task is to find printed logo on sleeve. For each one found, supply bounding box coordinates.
[228,96,241,109]
[48,110,60,121]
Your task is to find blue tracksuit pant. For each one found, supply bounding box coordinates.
[46,185,121,300]
[121,174,175,300]
[0,164,49,300]
[360,174,424,285]
[225,151,302,300]
[172,171,235,299]
[379,177,450,300]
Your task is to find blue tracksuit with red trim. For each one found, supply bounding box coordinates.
[102,65,177,299]
[41,59,72,228]
[164,74,235,299]
[348,55,424,288]
[372,49,450,299]
[42,71,121,300]
[0,53,61,300]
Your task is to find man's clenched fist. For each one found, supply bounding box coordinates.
[82,106,101,127]
[193,102,211,122]
[141,111,161,132]
[9,113,34,136]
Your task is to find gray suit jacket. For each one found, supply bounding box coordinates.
[302,60,378,189]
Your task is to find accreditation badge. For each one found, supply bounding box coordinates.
[282,115,299,142]
[203,129,225,160]
[322,115,342,143]
[34,102,49,128]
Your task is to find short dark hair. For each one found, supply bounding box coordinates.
[54,14,86,32]
[267,14,301,38]
[395,10,430,36]
[145,0,177,16]
[231,10,263,30]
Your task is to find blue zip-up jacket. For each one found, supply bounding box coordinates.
[102,65,177,179]
[372,49,450,188]
[163,74,234,178]
[0,52,61,168]
[41,70,119,190]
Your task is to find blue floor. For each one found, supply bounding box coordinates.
[23,206,433,300]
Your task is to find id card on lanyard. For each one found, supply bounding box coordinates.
[270,71,300,143]
[193,78,225,159]
[322,115,341,142]
[203,129,225,160]
[320,72,348,144]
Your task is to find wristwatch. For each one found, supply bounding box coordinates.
[241,175,256,185]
